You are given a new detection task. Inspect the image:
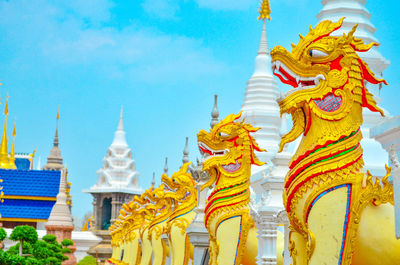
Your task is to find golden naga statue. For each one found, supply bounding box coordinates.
[197,112,264,265]
[138,187,158,265]
[108,164,199,265]
[109,187,156,265]
[271,18,400,265]
[161,162,197,265]
[121,202,145,265]
[147,184,173,265]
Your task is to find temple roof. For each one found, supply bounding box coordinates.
[0,169,60,221]
[0,200,56,221]
[15,157,32,170]
[1,169,60,197]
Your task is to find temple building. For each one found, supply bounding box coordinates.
[0,97,61,229]
[0,103,101,263]
[85,108,142,231]
[84,108,142,263]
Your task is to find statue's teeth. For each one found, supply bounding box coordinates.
[276,61,281,70]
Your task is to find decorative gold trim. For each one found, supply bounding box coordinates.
[3,195,57,201]
[0,217,48,222]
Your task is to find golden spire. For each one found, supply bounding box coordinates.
[9,118,16,169]
[258,0,271,20]
[54,106,59,147]
[0,93,11,169]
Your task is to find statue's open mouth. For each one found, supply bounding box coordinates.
[198,142,241,172]
[272,60,325,99]
[198,142,228,159]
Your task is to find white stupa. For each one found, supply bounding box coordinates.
[241,18,282,178]
[317,0,391,175]
[88,107,142,194]
[240,8,292,205]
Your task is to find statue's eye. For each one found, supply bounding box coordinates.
[218,132,229,137]
[308,49,328,58]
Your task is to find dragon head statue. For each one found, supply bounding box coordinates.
[161,162,197,204]
[146,184,173,219]
[121,200,144,229]
[134,189,156,222]
[197,112,265,190]
[271,18,387,151]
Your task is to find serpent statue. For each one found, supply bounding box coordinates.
[123,201,144,265]
[109,190,153,265]
[161,162,197,265]
[271,18,400,265]
[197,112,264,265]
[148,184,173,265]
[137,187,158,265]
[110,220,123,264]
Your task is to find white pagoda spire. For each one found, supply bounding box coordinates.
[241,17,281,169]
[317,0,390,175]
[182,137,189,165]
[88,109,142,194]
[111,106,128,147]
[164,157,168,175]
[46,169,73,227]
[211,95,219,129]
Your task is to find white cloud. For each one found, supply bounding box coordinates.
[0,0,227,85]
[195,0,254,10]
[141,0,179,19]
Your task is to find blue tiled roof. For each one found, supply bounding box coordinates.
[0,169,60,197]
[0,199,56,220]
[15,158,31,170]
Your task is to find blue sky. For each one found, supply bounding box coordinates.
[0,0,399,220]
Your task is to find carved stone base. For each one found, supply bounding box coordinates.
[187,222,209,265]
[87,230,113,263]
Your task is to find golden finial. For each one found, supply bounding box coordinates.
[258,0,271,20]
[4,93,8,115]
[0,93,10,169]
[9,118,16,169]
[56,105,60,120]
[30,147,37,158]
[12,118,16,138]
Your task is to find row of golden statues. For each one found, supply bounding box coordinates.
[109,18,400,265]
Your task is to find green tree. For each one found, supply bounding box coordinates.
[9,225,38,256]
[77,255,97,265]
[61,239,73,247]
[0,228,6,250]
[60,239,74,254]
[0,227,70,265]
[0,228,6,242]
